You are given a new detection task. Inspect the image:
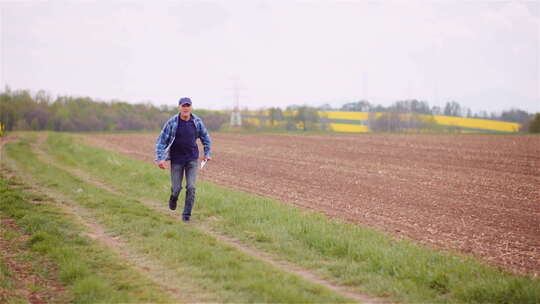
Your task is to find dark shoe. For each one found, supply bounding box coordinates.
[182,216,190,222]
[169,195,178,210]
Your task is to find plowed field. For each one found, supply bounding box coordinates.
[81,133,540,275]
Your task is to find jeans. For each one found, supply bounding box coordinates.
[170,160,198,217]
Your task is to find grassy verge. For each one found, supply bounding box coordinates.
[0,174,173,303]
[1,206,74,304]
[44,132,540,303]
[4,134,351,303]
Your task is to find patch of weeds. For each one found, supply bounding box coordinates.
[163,230,178,239]
[19,214,57,235]
[59,258,91,283]
[29,284,45,293]
[429,273,450,294]
[255,233,272,243]
[141,230,152,237]
[72,276,125,304]
[1,229,18,242]
[27,231,48,246]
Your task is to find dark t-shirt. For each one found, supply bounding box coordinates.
[170,116,199,164]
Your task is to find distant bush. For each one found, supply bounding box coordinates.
[193,110,228,131]
[369,112,402,132]
[369,112,442,132]
[527,113,540,133]
[292,106,329,131]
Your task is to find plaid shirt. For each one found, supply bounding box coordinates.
[155,113,212,162]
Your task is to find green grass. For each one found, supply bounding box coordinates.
[0,175,175,303]
[39,131,540,303]
[3,134,351,303]
[0,221,66,303]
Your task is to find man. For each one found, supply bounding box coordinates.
[155,97,212,222]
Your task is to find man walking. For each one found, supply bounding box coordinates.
[155,97,212,222]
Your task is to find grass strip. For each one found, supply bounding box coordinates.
[6,134,351,303]
[46,132,540,304]
[0,174,174,303]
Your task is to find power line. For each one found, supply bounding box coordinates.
[227,77,245,127]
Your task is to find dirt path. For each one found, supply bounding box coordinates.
[82,133,540,275]
[203,227,382,304]
[1,137,212,303]
[35,134,386,303]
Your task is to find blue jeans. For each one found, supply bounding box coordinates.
[170,160,198,217]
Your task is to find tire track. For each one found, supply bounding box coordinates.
[2,136,213,303]
[35,134,387,304]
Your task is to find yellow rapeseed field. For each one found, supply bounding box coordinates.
[238,110,521,133]
[432,115,520,132]
[329,123,369,133]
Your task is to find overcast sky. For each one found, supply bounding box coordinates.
[1,0,539,113]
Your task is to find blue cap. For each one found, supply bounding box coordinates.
[178,97,192,106]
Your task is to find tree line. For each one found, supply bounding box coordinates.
[262,99,538,132]
[1,88,538,134]
[0,88,228,133]
[316,99,534,124]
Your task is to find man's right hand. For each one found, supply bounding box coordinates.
[157,160,167,170]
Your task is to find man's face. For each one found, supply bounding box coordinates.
[179,104,192,115]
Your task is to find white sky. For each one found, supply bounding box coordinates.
[1,0,539,113]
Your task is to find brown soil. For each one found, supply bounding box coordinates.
[81,133,540,275]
